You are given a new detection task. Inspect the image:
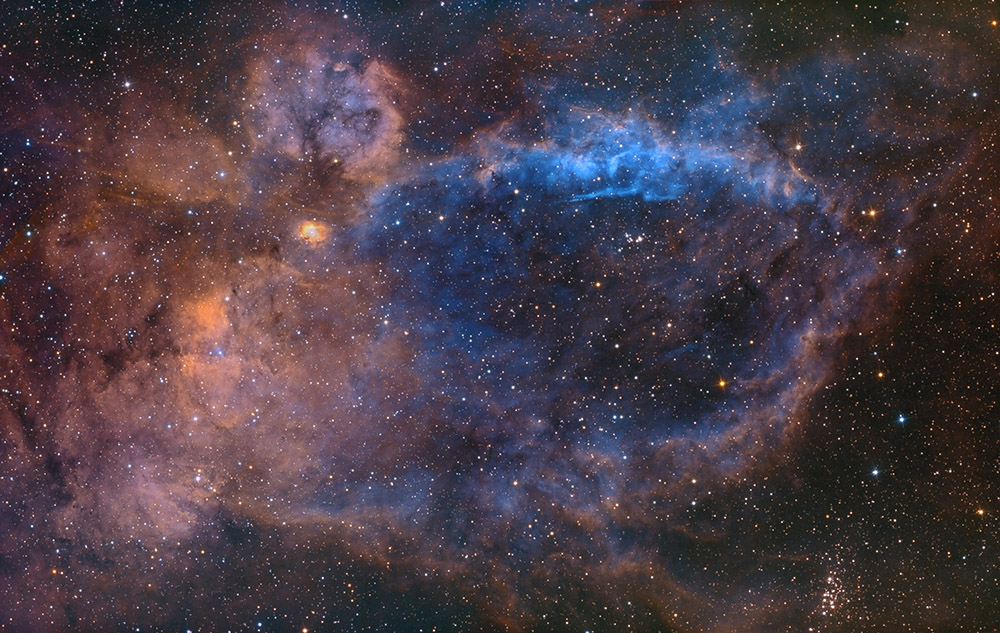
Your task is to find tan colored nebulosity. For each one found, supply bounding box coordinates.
[242,38,406,183]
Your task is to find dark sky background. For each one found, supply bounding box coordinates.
[2,1,1000,631]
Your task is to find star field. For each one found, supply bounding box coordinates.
[2,1,1000,631]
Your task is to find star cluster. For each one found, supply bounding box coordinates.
[2,1,1000,631]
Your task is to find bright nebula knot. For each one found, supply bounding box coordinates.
[298,220,329,246]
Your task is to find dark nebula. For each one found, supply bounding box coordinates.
[2,1,1000,631]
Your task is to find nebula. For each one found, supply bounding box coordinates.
[2,1,1000,631]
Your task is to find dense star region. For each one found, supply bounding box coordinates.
[2,1,1000,631]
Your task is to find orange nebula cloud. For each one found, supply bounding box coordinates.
[299,220,329,245]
